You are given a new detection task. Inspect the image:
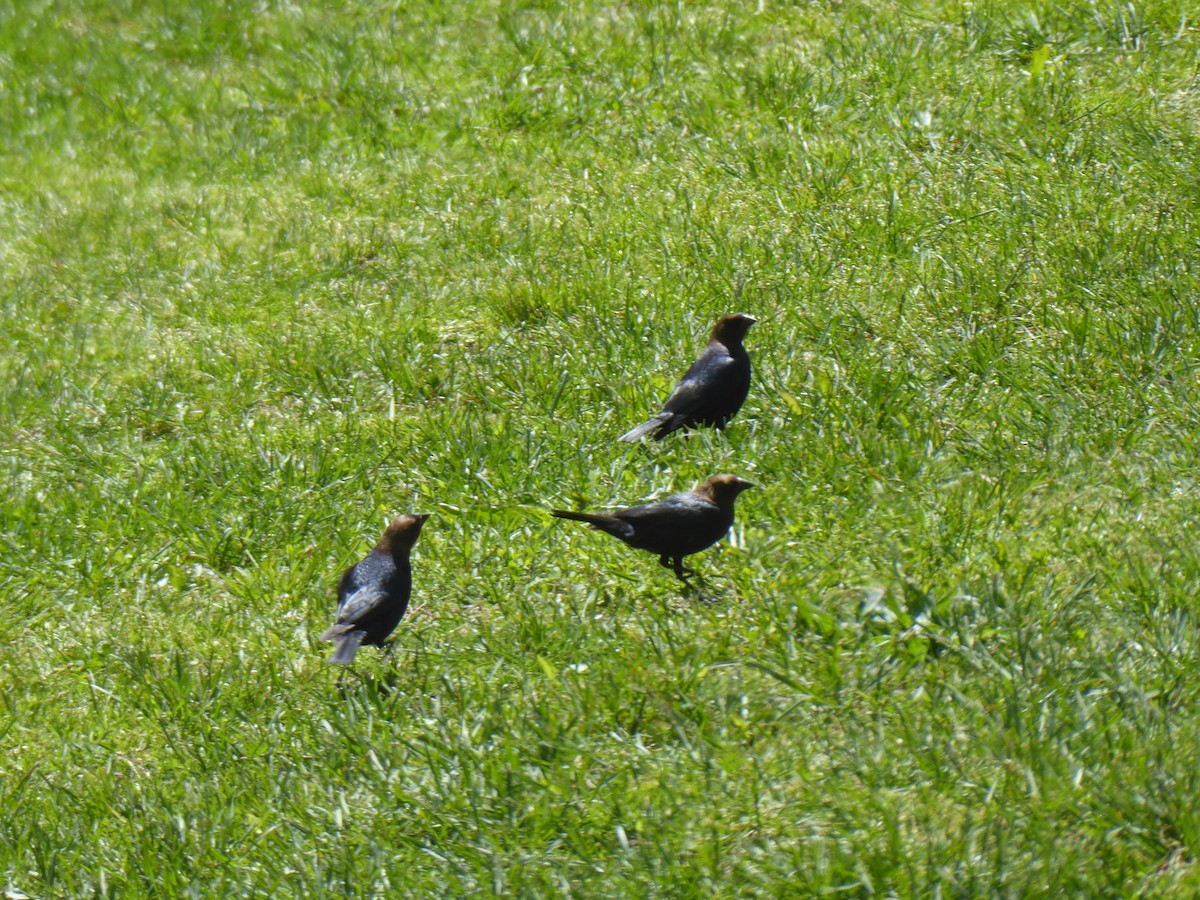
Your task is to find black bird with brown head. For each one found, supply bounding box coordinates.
[320,514,429,665]
[552,474,754,582]
[619,313,756,442]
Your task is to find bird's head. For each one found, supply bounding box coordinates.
[711,312,757,344]
[375,513,430,554]
[695,474,755,508]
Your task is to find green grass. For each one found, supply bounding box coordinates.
[3,0,1200,894]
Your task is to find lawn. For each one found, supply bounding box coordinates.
[3,0,1200,895]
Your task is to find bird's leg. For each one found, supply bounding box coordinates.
[659,555,690,583]
[664,556,711,600]
[674,557,720,603]
[672,557,696,582]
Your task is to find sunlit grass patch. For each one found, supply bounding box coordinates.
[2,0,1200,894]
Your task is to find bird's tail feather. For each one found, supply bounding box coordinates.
[551,510,609,526]
[618,414,669,443]
[323,628,366,665]
[552,509,634,540]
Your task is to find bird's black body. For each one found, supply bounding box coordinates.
[619,313,756,442]
[320,514,428,665]
[552,474,754,581]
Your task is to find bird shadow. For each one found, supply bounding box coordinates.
[674,572,739,606]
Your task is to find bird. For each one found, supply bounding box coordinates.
[320,514,429,665]
[619,313,756,442]
[551,474,754,583]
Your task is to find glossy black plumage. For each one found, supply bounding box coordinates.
[320,514,428,665]
[619,313,756,442]
[552,474,754,581]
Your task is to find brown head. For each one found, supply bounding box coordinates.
[693,474,755,509]
[711,313,756,345]
[373,513,430,556]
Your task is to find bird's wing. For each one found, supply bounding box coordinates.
[616,494,718,532]
[661,352,740,417]
[336,584,390,625]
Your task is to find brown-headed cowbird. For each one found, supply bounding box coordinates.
[320,514,429,665]
[552,474,754,582]
[619,313,756,442]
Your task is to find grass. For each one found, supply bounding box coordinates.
[2,0,1200,894]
